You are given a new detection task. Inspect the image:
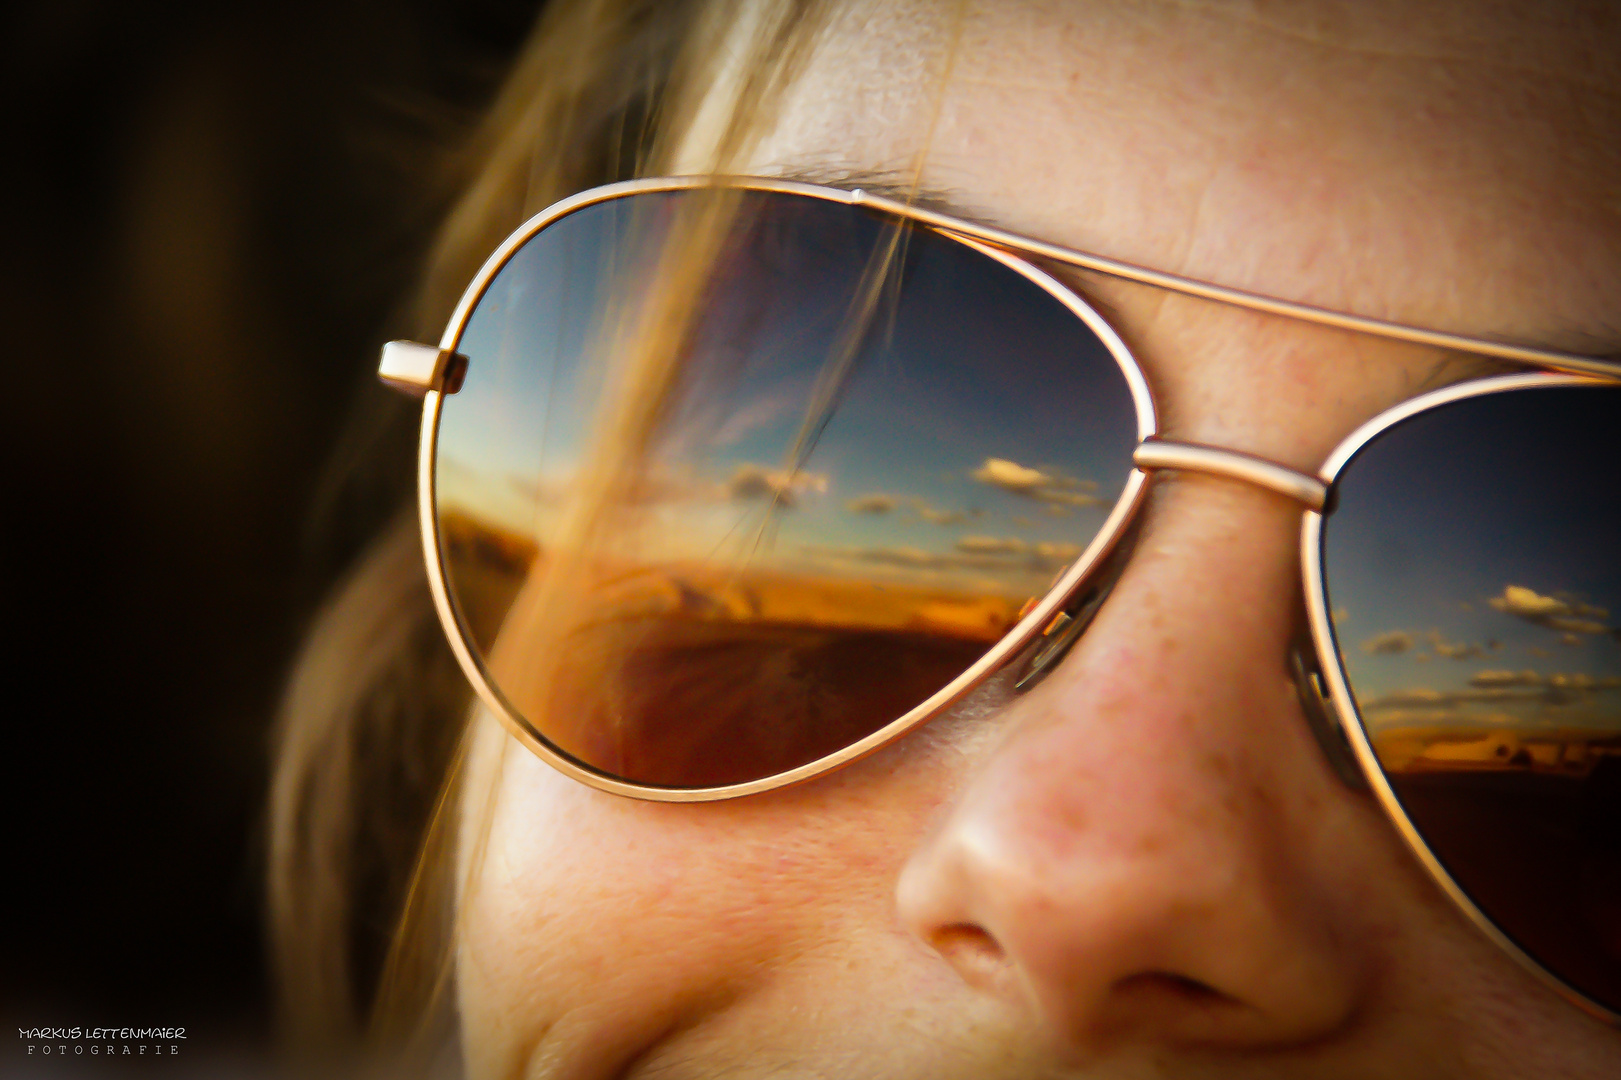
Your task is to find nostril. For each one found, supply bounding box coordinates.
[931,923,1004,962]
[928,924,1013,996]
[1113,971,1234,1008]
[1077,973,1252,1049]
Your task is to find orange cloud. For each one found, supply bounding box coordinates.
[912,499,971,525]
[846,493,897,514]
[1426,630,1484,661]
[1361,630,1416,655]
[1488,585,1613,638]
[956,536,1028,556]
[972,458,1049,493]
[971,457,1105,508]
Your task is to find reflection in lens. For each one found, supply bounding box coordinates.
[1323,382,1621,1012]
[434,188,1140,788]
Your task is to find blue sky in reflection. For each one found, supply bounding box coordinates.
[1325,386,1621,744]
[436,191,1140,599]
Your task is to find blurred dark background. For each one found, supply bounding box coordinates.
[3,0,540,1061]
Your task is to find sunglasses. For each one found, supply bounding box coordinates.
[378,177,1621,1022]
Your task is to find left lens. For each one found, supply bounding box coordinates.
[1320,379,1621,1014]
[433,187,1146,790]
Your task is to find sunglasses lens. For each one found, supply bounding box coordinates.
[433,189,1142,789]
[1322,382,1621,1012]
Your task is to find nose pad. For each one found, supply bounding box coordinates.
[1013,527,1137,694]
[1288,635,1368,791]
[1013,576,1113,693]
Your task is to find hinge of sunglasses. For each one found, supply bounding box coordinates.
[378,341,469,397]
[1133,438,1329,513]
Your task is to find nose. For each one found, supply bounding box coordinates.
[896,477,1369,1054]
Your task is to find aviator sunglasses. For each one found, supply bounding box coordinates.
[379,177,1621,1022]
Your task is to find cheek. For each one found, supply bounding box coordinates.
[458,750,792,1068]
[455,719,972,1074]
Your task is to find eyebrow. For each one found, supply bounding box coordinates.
[764,165,1621,368]
[770,165,990,226]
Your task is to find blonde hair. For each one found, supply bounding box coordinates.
[266,0,859,1061]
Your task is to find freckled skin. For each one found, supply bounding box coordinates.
[457,2,1621,1077]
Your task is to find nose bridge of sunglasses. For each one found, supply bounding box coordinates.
[1132,438,1329,511]
[379,340,469,397]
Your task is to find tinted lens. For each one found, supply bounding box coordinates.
[433,188,1142,788]
[1322,382,1621,1012]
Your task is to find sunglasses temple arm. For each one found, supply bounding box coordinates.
[1290,638,1368,791]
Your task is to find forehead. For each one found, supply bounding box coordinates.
[740,0,1621,351]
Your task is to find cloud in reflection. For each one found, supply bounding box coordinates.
[1489,585,1614,638]
[1468,670,1621,690]
[1469,670,1544,688]
[844,492,983,525]
[971,457,1105,508]
[1366,708,1521,728]
[799,543,1018,572]
[1553,673,1621,689]
[709,393,794,447]
[1555,619,1612,635]
[1364,686,1550,710]
[1036,489,1105,508]
[1362,675,1621,715]
[972,458,1048,493]
[726,463,827,507]
[798,534,1084,578]
[1427,630,1484,661]
[1490,585,1571,619]
[914,499,974,525]
[1361,630,1416,655]
[956,536,1028,556]
[846,493,897,514]
[1362,628,1493,660]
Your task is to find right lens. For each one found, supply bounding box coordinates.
[1321,380,1621,1013]
[431,186,1144,789]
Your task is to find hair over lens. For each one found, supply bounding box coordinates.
[433,188,1141,787]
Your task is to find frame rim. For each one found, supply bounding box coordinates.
[1301,370,1621,1026]
[421,176,1157,801]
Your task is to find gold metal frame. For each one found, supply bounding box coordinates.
[1301,371,1620,1026]
[1133,438,1328,511]
[385,176,1621,1022]
[410,176,1158,803]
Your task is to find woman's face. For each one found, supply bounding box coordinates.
[455,2,1621,1076]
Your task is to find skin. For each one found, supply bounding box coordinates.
[454,1,1621,1076]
